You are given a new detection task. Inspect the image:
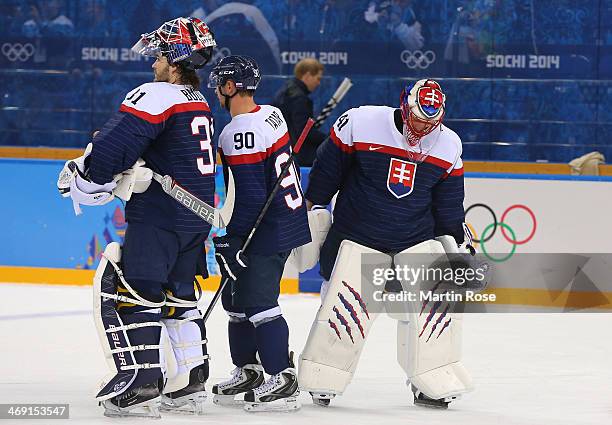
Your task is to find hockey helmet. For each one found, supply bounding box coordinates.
[399,79,446,146]
[131,17,216,70]
[208,55,261,91]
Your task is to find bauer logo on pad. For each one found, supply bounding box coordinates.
[387,158,417,198]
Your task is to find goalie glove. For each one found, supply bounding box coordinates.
[57,141,154,214]
[57,143,116,215]
[57,143,93,198]
[436,231,491,292]
[288,207,331,272]
[112,158,153,202]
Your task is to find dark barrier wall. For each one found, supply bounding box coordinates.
[0,0,611,161]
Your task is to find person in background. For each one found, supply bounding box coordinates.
[272,58,326,166]
[22,0,73,37]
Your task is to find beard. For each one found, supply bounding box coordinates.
[154,67,169,82]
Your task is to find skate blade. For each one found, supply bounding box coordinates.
[244,396,301,412]
[161,392,207,415]
[414,393,459,409]
[310,392,335,407]
[213,393,245,407]
[414,399,449,409]
[312,397,331,407]
[102,398,161,419]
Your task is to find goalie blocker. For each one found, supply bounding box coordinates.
[299,236,485,407]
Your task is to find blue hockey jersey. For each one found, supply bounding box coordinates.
[218,105,311,255]
[306,105,465,252]
[88,82,216,233]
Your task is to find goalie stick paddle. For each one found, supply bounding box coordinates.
[156,167,236,228]
[202,118,315,323]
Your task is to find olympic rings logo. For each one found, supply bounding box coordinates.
[464,204,537,262]
[400,50,436,69]
[1,43,35,62]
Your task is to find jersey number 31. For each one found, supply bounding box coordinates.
[191,116,215,175]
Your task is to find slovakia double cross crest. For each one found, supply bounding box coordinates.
[387,158,417,198]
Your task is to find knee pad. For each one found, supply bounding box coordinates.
[161,289,209,394]
[299,240,390,395]
[93,243,166,401]
[386,238,447,321]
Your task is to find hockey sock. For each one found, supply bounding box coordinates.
[252,316,290,375]
[228,319,258,367]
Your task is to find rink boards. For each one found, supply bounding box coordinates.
[1,159,611,308]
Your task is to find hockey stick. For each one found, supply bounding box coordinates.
[154,168,235,228]
[313,77,353,128]
[203,118,315,323]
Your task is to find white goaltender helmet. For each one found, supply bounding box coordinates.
[132,16,216,70]
[399,79,446,146]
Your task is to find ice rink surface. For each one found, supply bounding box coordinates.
[0,283,610,425]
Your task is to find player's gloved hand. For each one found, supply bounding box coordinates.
[214,235,248,281]
[436,235,491,292]
[57,143,117,215]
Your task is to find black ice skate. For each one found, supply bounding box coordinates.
[412,385,459,409]
[212,363,264,406]
[161,365,208,415]
[101,382,161,418]
[243,366,300,412]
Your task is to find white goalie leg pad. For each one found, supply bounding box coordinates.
[162,297,209,394]
[385,239,447,322]
[93,242,166,401]
[299,240,390,395]
[397,319,473,401]
[289,208,332,273]
[393,240,474,400]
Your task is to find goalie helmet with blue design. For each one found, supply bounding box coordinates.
[131,17,216,70]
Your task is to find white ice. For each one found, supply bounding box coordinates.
[0,283,610,425]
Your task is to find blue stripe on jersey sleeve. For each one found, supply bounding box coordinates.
[88,111,162,184]
[431,173,465,244]
[305,136,354,205]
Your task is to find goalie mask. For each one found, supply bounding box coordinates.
[132,17,216,70]
[399,79,446,146]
